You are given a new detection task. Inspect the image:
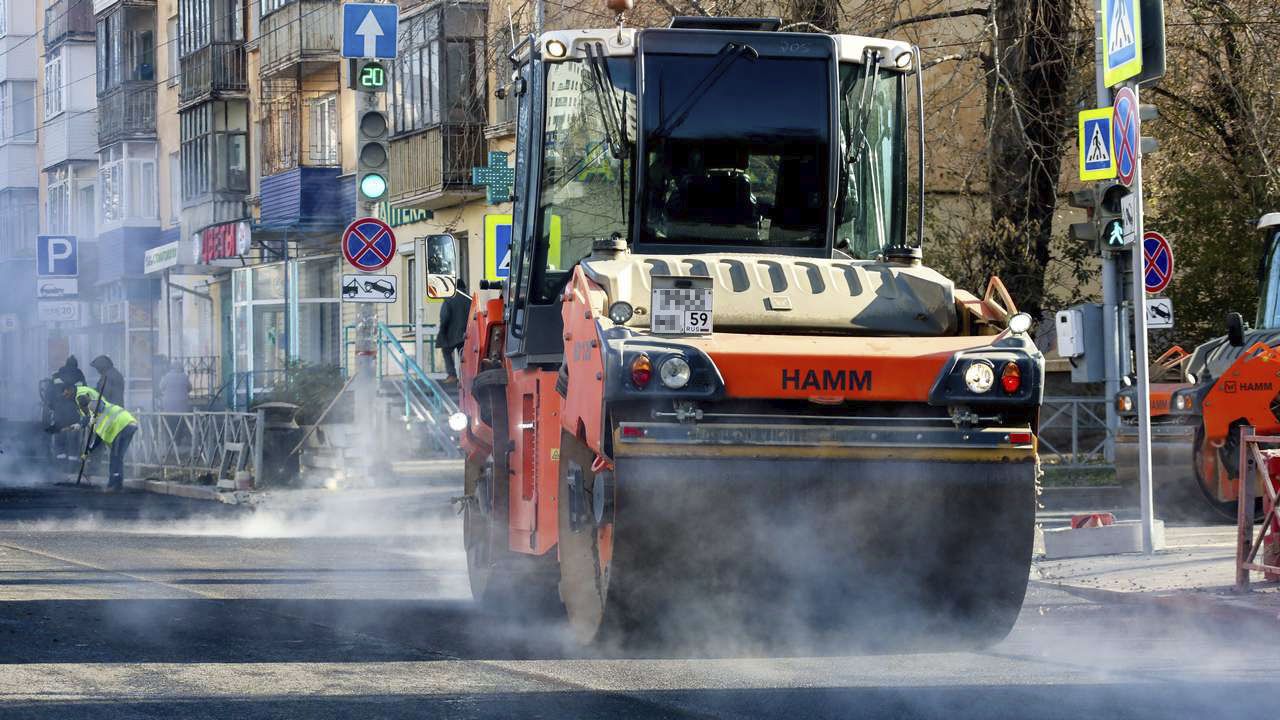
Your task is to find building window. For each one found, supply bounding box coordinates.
[0,82,35,142]
[0,189,38,258]
[44,49,64,118]
[98,7,157,93]
[260,79,297,175]
[100,142,159,226]
[390,6,486,136]
[178,0,242,58]
[390,11,440,135]
[260,0,294,19]
[181,100,249,202]
[308,93,338,166]
[46,164,97,237]
[47,168,70,234]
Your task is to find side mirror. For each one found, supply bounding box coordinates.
[425,233,460,299]
[1227,311,1245,348]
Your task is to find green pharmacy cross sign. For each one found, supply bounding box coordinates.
[473,151,515,205]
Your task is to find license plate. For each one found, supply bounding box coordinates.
[651,275,713,335]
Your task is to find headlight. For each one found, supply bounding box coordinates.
[1174,395,1192,411]
[608,301,634,325]
[448,412,469,432]
[659,356,691,389]
[1118,395,1134,412]
[964,361,995,394]
[545,39,568,58]
[1008,313,1033,335]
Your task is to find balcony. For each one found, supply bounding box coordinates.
[179,42,248,107]
[98,81,157,145]
[259,0,342,77]
[389,124,487,208]
[44,0,96,49]
[260,167,353,228]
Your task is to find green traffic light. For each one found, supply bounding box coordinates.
[360,173,387,200]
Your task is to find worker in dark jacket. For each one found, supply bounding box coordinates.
[50,357,86,460]
[90,355,125,406]
[54,355,86,387]
[436,279,471,384]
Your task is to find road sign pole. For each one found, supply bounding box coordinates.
[1127,81,1157,554]
[1096,0,1120,462]
[355,221,379,472]
[414,236,424,369]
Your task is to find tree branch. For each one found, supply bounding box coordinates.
[873,7,990,36]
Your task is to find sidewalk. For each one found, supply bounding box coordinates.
[1033,523,1280,623]
[121,458,463,505]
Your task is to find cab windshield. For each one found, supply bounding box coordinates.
[639,50,831,250]
[1258,230,1280,328]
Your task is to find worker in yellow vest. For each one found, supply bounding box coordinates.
[59,381,138,491]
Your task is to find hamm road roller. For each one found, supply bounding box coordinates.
[443,13,1044,646]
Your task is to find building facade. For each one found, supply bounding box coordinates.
[0,0,522,418]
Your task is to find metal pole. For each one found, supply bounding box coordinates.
[354,94,382,474]
[165,269,173,361]
[1129,82,1157,554]
[535,0,544,36]
[1096,0,1119,463]
[414,236,424,368]
[1236,427,1254,591]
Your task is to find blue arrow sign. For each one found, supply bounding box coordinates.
[342,3,398,59]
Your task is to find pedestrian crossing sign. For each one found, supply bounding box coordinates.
[484,214,562,282]
[1079,108,1117,181]
[1102,0,1142,87]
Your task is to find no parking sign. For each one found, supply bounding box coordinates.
[1142,231,1173,294]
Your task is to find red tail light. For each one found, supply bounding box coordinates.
[1001,362,1022,394]
[630,354,652,388]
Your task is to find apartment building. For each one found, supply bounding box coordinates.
[0,0,44,419]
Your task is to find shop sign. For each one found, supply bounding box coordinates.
[144,242,181,274]
[38,301,79,325]
[197,221,252,265]
[378,202,433,229]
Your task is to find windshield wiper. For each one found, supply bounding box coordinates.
[585,43,629,160]
[584,43,631,229]
[650,42,758,140]
[840,50,886,254]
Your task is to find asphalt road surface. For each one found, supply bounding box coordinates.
[0,482,1275,720]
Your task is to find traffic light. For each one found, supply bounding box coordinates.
[1068,183,1131,253]
[1068,188,1099,248]
[1097,183,1130,251]
[354,59,390,203]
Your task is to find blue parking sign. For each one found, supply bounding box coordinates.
[342,3,398,59]
[37,235,77,277]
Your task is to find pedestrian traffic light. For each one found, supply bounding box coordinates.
[355,59,390,203]
[1097,183,1131,251]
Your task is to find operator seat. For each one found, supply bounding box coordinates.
[666,170,759,228]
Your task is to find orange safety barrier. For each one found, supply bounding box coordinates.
[1234,427,1280,591]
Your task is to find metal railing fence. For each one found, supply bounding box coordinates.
[129,410,264,482]
[376,323,461,455]
[1039,396,1113,468]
